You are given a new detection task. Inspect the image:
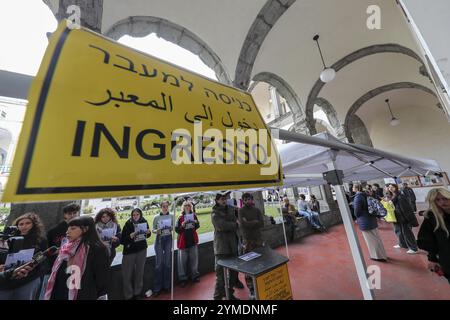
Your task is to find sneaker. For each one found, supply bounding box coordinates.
[192,277,200,283]
[145,289,153,298]
[393,245,401,249]
[407,249,418,254]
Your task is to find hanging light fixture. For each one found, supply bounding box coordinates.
[313,34,335,83]
[385,99,400,126]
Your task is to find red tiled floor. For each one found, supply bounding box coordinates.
[148,219,450,300]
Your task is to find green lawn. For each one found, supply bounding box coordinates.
[0,205,281,253]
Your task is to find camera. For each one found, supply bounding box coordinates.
[0,226,24,265]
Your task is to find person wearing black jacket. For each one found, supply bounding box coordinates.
[120,208,151,300]
[0,264,33,286]
[46,203,80,268]
[389,184,419,254]
[44,216,109,300]
[0,213,48,300]
[353,185,387,261]
[418,188,450,283]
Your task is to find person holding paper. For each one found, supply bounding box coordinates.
[120,208,151,300]
[238,193,265,300]
[0,213,48,300]
[175,201,200,287]
[94,208,122,265]
[151,201,173,296]
[44,216,109,300]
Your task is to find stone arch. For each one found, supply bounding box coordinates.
[346,115,373,147]
[305,43,425,133]
[313,97,345,137]
[249,71,304,117]
[104,16,232,84]
[234,0,297,90]
[314,118,334,135]
[344,82,438,140]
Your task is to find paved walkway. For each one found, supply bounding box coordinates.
[149,215,450,300]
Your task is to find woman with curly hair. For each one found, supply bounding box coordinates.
[94,208,121,265]
[418,188,450,283]
[0,213,48,300]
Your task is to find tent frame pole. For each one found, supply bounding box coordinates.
[326,161,375,300]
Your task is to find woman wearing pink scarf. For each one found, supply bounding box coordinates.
[44,216,109,300]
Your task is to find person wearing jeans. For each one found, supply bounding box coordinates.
[175,201,200,287]
[152,201,173,296]
[297,194,325,231]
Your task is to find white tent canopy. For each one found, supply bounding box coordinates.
[278,132,442,187]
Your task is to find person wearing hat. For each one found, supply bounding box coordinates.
[211,193,240,300]
[238,192,265,300]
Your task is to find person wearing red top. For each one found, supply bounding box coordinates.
[175,201,200,287]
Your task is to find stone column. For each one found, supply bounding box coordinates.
[7,201,80,231]
[8,0,105,231]
[322,184,338,213]
[252,191,266,215]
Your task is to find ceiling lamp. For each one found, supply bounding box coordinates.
[385,99,400,126]
[313,34,335,83]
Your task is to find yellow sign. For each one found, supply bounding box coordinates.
[256,263,292,300]
[3,21,282,202]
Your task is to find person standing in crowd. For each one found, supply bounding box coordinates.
[282,197,298,241]
[94,208,121,266]
[353,184,387,262]
[297,194,326,231]
[238,193,264,299]
[402,182,417,212]
[381,191,397,224]
[211,193,240,300]
[309,195,321,214]
[0,213,48,300]
[373,184,384,200]
[389,184,419,254]
[121,208,151,300]
[44,216,109,300]
[418,188,450,284]
[224,192,245,290]
[47,203,80,249]
[175,201,200,287]
[152,201,173,296]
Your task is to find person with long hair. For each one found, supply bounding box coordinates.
[175,201,200,287]
[352,184,387,262]
[94,208,121,265]
[388,183,419,254]
[120,208,151,300]
[0,213,48,300]
[418,188,450,283]
[44,216,109,300]
[152,201,173,296]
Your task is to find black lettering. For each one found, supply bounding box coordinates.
[72,120,86,156]
[136,129,165,160]
[91,123,130,158]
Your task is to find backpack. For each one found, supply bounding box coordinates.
[367,197,387,218]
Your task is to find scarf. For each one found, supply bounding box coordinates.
[44,239,89,300]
